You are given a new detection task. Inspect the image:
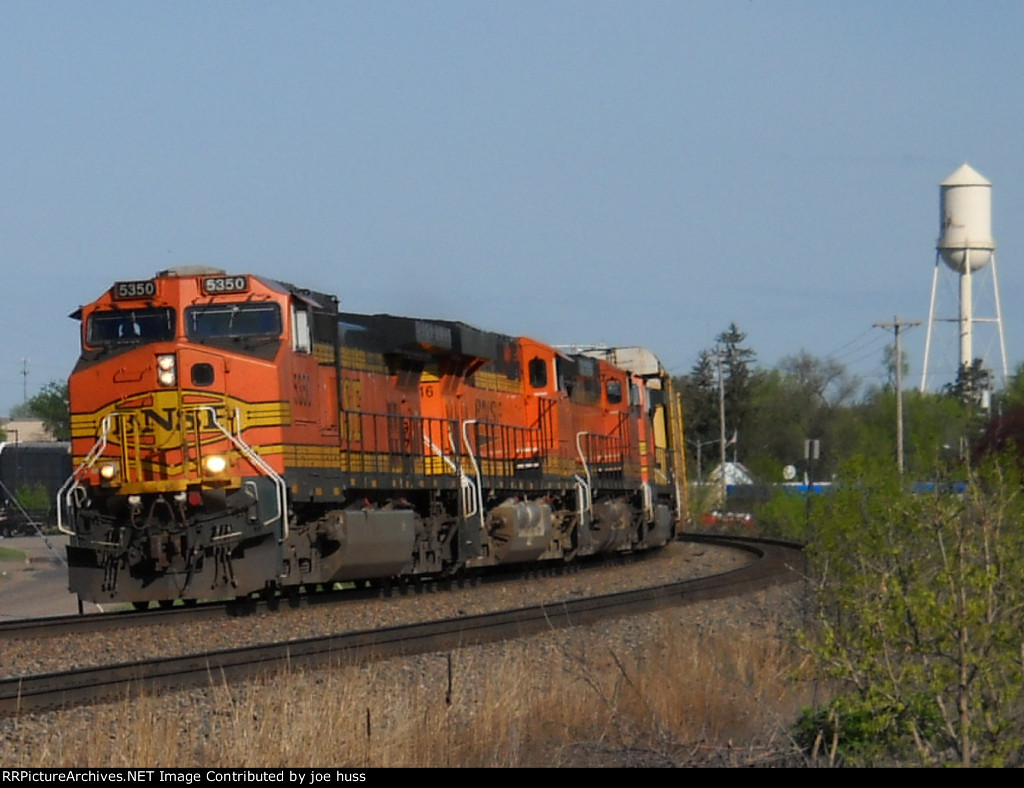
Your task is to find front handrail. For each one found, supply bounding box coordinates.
[58,406,290,544]
[194,406,289,543]
[56,413,119,535]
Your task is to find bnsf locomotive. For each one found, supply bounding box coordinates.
[59,266,686,607]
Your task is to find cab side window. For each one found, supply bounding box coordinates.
[529,357,548,388]
[292,305,312,354]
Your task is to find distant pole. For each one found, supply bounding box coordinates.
[874,316,920,474]
[20,358,28,403]
[716,346,727,505]
[9,428,19,496]
[804,438,820,539]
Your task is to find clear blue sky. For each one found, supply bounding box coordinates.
[3,1,1023,415]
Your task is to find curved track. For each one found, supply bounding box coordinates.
[0,536,803,716]
[0,546,693,640]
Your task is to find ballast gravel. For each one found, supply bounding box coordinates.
[1,540,805,767]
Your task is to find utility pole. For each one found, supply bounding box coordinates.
[874,316,920,474]
[716,345,727,506]
[687,437,721,484]
[20,358,29,403]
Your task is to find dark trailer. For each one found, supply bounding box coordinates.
[0,441,72,534]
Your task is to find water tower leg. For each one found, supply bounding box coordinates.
[921,255,941,392]
[990,253,1009,386]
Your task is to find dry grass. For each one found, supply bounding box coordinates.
[9,591,812,767]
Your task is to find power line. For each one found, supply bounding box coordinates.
[822,327,878,359]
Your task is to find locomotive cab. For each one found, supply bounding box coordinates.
[61,267,304,605]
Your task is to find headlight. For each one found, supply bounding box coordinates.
[203,454,228,474]
[98,462,120,482]
[157,354,177,387]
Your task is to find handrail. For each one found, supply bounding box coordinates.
[575,474,592,523]
[194,406,289,542]
[575,431,594,493]
[422,434,460,473]
[460,419,484,524]
[56,405,289,542]
[575,430,595,523]
[56,413,119,535]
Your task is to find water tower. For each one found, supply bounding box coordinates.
[920,162,1008,392]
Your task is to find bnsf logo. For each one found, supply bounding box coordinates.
[75,392,287,447]
[105,405,229,447]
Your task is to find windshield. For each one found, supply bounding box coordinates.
[185,302,282,340]
[86,308,176,347]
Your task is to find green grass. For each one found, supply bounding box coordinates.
[0,547,27,562]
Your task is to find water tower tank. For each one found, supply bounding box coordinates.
[937,162,995,273]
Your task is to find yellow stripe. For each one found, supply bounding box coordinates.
[340,347,388,373]
[314,343,336,364]
[470,370,523,393]
[239,401,291,428]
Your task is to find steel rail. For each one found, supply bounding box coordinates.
[0,539,802,716]
[0,536,729,640]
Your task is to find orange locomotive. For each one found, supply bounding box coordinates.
[59,266,686,607]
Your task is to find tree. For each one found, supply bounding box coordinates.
[945,358,993,408]
[25,380,70,440]
[799,458,1024,766]
[778,351,859,409]
[676,350,719,480]
[974,396,1024,464]
[881,343,910,391]
[995,362,1024,411]
[716,322,757,436]
[742,352,858,481]
[676,323,759,481]
[7,401,34,420]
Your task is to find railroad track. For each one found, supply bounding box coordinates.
[0,546,662,640]
[0,536,803,716]
[0,591,334,640]
[0,536,721,640]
